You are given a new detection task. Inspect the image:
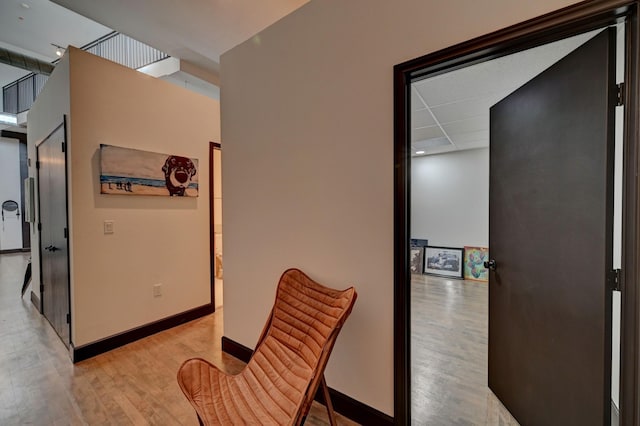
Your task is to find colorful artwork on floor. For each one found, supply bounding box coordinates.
[100,144,198,197]
[463,246,489,282]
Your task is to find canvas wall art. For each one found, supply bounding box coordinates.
[410,246,424,274]
[100,144,199,197]
[463,246,489,282]
[424,246,464,279]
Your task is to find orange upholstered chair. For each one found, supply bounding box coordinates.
[177,268,357,425]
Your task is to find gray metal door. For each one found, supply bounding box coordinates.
[37,122,70,347]
[488,28,616,425]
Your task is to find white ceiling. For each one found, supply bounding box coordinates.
[51,0,309,75]
[0,0,308,91]
[411,29,601,156]
[0,0,309,126]
[0,0,111,87]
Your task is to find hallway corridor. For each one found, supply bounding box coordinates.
[0,253,352,425]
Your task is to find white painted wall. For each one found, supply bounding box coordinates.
[221,0,580,415]
[411,148,488,248]
[27,53,71,304]
[0,138,22,250]
[67,47,219,346]
[29,47,219,348]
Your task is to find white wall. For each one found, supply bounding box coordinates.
[221,0,580,415]
[0,138,22,250]
[27,53,71,304]
[66,47,219,346]
[411,148,488,248]
[29,47,219,348]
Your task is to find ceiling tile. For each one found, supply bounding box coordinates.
[449,130,489,146]
[412,137,451,151]
[412,125,444,143]
[441,115,488,136]
[429,94,504,124]
[412,109,437,128]
[411,89,425,112]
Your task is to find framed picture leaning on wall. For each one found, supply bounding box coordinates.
[409,246,424,274]
[463,246,489,282]
[424,246,464,279]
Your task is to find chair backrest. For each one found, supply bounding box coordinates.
[253,268,357,424]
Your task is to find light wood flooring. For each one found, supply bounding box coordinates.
[1,252,524,425]
[411,274,519,425]
[0,253,356,425]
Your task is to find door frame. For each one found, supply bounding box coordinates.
[36,117,71,344]
[393,1,640,425]
[209,141,221,308]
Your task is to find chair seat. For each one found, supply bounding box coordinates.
[177,269,357,426]
[178,336,314,425]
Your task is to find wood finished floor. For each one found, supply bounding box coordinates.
[411,274,519,425]
[1,252,521,425]
[0,253,357,426]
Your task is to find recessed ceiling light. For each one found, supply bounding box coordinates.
[416,150,425,155]
[20,3,30,9]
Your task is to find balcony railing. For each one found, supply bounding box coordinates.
[2,32,169,114]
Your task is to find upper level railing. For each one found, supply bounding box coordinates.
[2,32,169,114]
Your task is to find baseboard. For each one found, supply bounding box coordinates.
[221,335,253,361]
[73,303,214,363]
[221,336,394,426]
[30,291,41,313]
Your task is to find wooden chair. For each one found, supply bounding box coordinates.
[177,268,357,425]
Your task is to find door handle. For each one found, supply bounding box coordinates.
[484,259,497,271]
[49,246,59,252]
[44,245,52,251]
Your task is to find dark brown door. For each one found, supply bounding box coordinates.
[488,28,616,425]
[38,123,70,347]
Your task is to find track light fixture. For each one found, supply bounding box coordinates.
[51,43,65,57]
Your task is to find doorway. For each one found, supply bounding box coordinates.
[210,142,223,310]
[394,2,639,425]
[37,121,70,347]
[0,130,30,253]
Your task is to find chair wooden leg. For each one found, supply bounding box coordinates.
[321,375,338,426]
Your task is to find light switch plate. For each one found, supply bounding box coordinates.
[104,220,114,234]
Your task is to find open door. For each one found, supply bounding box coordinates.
[488,28,616,425]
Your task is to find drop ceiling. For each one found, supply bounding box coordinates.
[411,29,603,156]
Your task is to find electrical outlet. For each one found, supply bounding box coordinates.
[153,283,162,297]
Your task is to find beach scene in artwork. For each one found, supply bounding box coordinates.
[100,144,199,197]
